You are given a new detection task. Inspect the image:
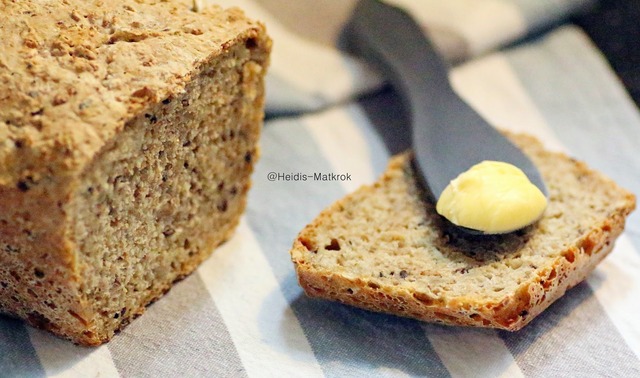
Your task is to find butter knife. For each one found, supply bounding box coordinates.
[343,0,548,229]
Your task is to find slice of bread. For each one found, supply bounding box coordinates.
[290,133,635,330]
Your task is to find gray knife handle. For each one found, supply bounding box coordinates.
[344,0,458,129]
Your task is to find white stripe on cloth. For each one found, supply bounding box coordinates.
[28,329,120,378]
[589,235,640,360]
[303,104,525,377]
[386,0,527,59]
[303,106,377,193]
[424,327,524,378]
[450,54,565,153]
[452,47,640,361]
[198,219,325,378]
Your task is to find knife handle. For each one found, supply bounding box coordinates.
[343,0,458,124]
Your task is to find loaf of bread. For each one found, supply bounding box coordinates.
[290,133,635,330]
[0,0,270,345]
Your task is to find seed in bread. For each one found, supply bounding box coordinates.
[290,133,635,330]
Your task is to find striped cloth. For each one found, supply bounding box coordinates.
[2,1,639,377]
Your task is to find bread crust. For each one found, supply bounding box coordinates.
[0,0,261,189]
[290,133,636,331]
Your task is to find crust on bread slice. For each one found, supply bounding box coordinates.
[290,133,636,331]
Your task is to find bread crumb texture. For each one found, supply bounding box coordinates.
[290,133,636,331]
[0,0,271,345]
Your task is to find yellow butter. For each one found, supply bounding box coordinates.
[435,161,547,234]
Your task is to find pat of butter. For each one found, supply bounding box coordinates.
[436,161,547,234]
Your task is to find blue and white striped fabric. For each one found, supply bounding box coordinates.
[2,1,639,377]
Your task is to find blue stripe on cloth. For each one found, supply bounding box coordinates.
[247,120,345,278]
[247,118,450,377]
[501,281,640,376]
[108,274,246,378]
[346,105,391,177]
[0,316,45,378]
[504,26,640,250]
[265,73,326,117]
[509,0,596,31]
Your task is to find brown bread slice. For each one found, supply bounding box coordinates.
[0,0,270,345]
[290,133,636,330]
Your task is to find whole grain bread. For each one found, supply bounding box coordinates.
[0,0,270,345]
[290,133,635,330]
